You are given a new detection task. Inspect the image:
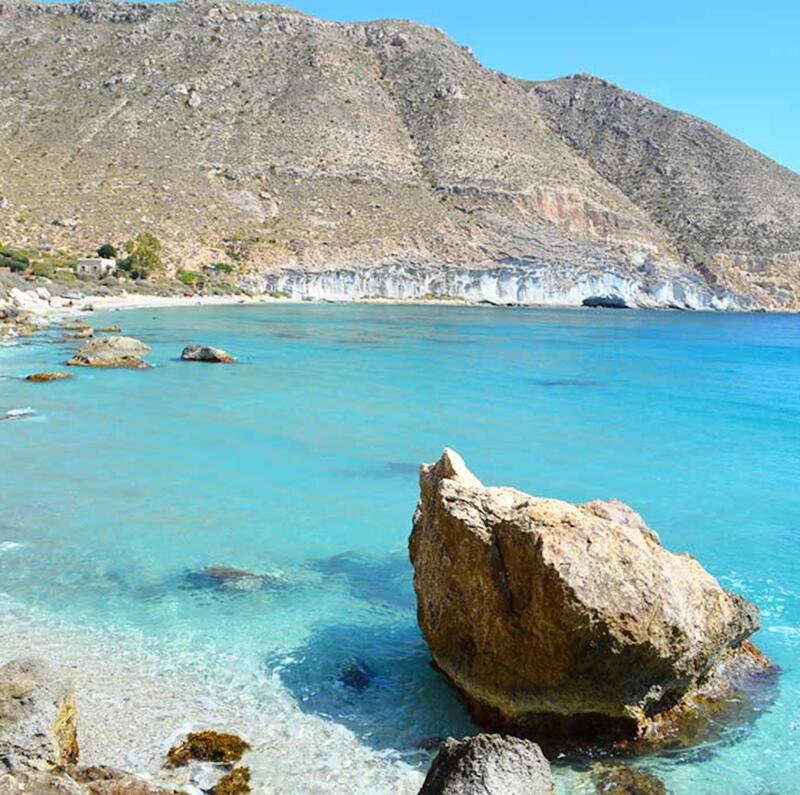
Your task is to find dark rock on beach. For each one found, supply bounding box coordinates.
[181,345,235,363]
[419,734,555,795]
[409,449,774,745]
[67,336,151,369]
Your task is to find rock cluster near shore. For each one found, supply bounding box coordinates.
[409,449,774,744]
[0,658,252,794]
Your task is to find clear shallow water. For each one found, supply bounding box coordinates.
[1,304,799,794]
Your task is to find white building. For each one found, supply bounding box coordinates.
[76,258,117,279]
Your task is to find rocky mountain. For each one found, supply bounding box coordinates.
[0,0,798,309]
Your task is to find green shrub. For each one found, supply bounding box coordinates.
[123,232,163,278]
[0,244,32,271]
[0,253,27,271]
[30,261,56,278]
[178,269,199,285]
[97,243,117,259]
[209,261,234,273]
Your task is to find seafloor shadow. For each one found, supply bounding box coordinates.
[310,551,415,611]
[265,619,475,758]
[335,461,420,481]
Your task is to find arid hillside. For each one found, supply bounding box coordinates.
[1,0,799,308]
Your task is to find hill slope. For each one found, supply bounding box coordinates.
[0,0,798,309]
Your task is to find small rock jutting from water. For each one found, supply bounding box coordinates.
[409,449,775,746]
[96,325,122,333]
[181,344,235,363]
[26,371,72,383]
[67,336,151,368]
[419,734,555,795]
[166,730,250,767]
[65,328,94,340]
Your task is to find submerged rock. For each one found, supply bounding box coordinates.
[180,345,235,363]
[166,731,249,767]
[419,734,554,795]
[0,657,79,770]
[591,764,666,795]
[409,449,772,743]
[338,659,375,691]
[67,336,151,369]
[26,371,72,383]
[183,565,282,592]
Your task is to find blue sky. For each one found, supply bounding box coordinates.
[292,0,799,173]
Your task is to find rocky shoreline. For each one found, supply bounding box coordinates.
[0,263,773,331]
[0,449,778,794]
[240,263,751,310]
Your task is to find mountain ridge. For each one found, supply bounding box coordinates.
[1,0,799,309]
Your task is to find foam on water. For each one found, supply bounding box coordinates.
[1,304,799,794]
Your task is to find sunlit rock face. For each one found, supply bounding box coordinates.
[241,263,749,310]
[409,449,772,743]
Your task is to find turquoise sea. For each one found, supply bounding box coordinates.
[1,304,799,793]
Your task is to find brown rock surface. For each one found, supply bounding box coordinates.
[166,731,249,767]
[180,345,235,363]
[0,658,79,771]
[67,336,151,368]
[26,371,72,382]
[409,449,771,741]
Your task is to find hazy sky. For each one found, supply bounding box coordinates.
[291,0,800,173]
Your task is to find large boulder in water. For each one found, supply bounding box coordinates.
[409,449,771,742]
[419,734,554,795]
[0,658,79,770]
[67,336,151,368]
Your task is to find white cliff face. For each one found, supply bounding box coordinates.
[240,263,750,311]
